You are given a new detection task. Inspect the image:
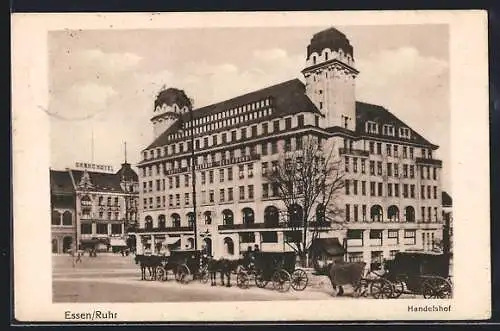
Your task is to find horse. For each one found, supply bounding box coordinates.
[327,261,367,297]
[207,258,244,287]
[135,255,163,280]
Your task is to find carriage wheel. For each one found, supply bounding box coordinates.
[370,279,393,299]
[237,271,250,289]
[352,279,369,298]
[255,272,268,288]
[291,269,308,291]
[199,270,209,284]
[422,278,452,299]
[272,270,291,292]
[156,267,167,282]
[176,265,190,284]
[390,280,405,299]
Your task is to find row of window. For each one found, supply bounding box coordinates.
[80,223,123,235]
[344,180,439,200]
[141,135,315,178]
[365,121,412,140]
[145,114,309,160]
[344,204,439,223]
[366,141,433,159]
[51,210,73,226]
[345,157,438,180]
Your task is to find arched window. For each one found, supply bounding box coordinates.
[222,209,234,225]
[242,208,254,225]
[405,206,416,223]
[145,215,153,230]
[62,211,72,225]
[370,205,383,222]
[187,212,195,228]
[158,214,166,229]
[388,205,400,222]
[316,204,326,224]
[203,238,212,256]
[171,213,181,227]
[223,237,234,255]
[288,204,303,226]
[52,210,61,225]
[264,206,279,227]
[204,211,212,225]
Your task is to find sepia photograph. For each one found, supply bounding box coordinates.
[12,11,490,321]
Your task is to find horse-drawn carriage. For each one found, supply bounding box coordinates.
[136,249,209,284]
[236,251,309,292]
[380,252,453,299]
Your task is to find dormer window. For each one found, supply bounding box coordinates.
[399,127,411,139]
[312,55,317,65]
[366,121,379,134]
[383,124,395,136]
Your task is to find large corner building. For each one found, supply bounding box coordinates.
[135,27,444,264]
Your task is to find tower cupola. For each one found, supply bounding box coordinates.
[150,88,192,139]
[302,27,359,131]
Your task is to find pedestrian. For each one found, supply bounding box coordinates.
[76,249,82,263]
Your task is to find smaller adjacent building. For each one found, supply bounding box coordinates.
[442,191,453,254]
[50,162,139,253]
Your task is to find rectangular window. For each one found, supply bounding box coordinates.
[388,229,399,239]
[421,185,426,199]
[403,146,407,158]
[427,186,431,200]
[394,184,400,197]
[353,180,358,195]
[394,145,398,157]
[251,125,257,137]
[394,164,399,177]
[421,207,425,222]
[209,190,214,203]
[388,183,393,197]
[403,184,409,198]
[222,132,227,143]
[219,169,225,182]
[409,147,414,159]
[239,165,245,179]
[369,142,375,154]
[184,174,189,187]
[403,165,408,178]
[201,172,206,185]
[176,194,180,206]
[353,205,359,222]
[370,161,375,175]
[81,223,92,234]
[345,204,350,222]
[345,179,350,195]
[228,188,233,201]
[296,136,303,150]
[271,141,278,154]
[410,165,415,178]
[377,143,382,154]
[262,183,269,198]
[433,186,437,199]
[285,117,292,130]
[97,223,108,235]
[262,123,268,135]
[247,164,254,178]
[297,115,304,127]
[387,163,392,177]
[353,157,358,173]
[239,186,245,200]
[209,170,214,184]
[361,181,366,196]
[378,182,383,197]
[261,142,268,156]
[261,232,278,243]
[185,193,190,205]
[345,156,350,172]
[248,185,254,199]
[227,168,233,181]
[156,196,161,208]
[386,144,392,156]
[219,189,225,202]
[175,176,180,188]
[410,185,415,198]
[377,162,382,175]
[370,182,376,196]
[273,120,280,132]
[361,159,366,174]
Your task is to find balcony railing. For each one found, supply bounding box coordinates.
[135,226,194,233]
[415,157,443,166]
[339,148,370,157]
[218,220,332,231]
[163,153,261,176]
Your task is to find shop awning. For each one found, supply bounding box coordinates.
[309,238,345,257]
[165,237,181,245]
[110,238,127,247]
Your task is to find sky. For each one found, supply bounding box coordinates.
[48,24,450,192]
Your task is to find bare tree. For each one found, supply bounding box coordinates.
[264,135,345,263]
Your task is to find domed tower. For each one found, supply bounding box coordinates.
[302,27,359,131]
[151,87,192,139]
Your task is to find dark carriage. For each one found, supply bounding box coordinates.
[236,251,308,292]
[383,252,452,299]
[134,254,169,280]
[155,249,209,284]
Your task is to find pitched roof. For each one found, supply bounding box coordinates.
[146,79,321,149]
[442,191,452,207]
[71,169,125,193]
[355,101,437,148]
[116,162,139,182]
[50,170,75,194]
